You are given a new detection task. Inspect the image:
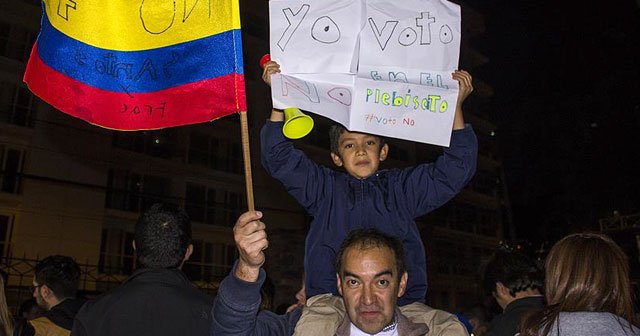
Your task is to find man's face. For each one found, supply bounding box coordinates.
[331,131,388,180]
[337,246,407,334]
[32,278,49,310]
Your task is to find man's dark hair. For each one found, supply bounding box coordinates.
[335,228,405,281]
[329,124,386,156]
[135,203,192,269]
[482,249,543,296]
[34,255,80,300]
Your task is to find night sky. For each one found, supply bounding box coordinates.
[475,0,640,246]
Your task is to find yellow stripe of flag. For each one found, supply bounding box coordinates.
[44,0,242,51]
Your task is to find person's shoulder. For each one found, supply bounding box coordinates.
[508,296,545,313]
[74,288,120,319]
[557,312,639,332]
[75,274,151,315]
[400,304,464,336]
[180,283,214,303]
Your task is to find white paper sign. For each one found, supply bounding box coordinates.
[350,78,458,146]
[269,0,363,74]
[358,0,461,79]
[269,0,461,146]
[271,73,354,126]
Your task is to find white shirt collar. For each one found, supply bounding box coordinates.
[349,315,398,336]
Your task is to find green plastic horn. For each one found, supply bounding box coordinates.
[282,107,314,139]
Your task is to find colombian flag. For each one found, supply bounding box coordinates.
[23,0,246,130]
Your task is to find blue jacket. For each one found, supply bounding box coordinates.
[260,121,477,305]
[212,264,302,335]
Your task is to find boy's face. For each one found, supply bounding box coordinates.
[331,131,388,179]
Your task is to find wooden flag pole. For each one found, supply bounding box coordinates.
[239,111,255,212]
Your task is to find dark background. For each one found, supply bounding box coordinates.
[474,0,640,247]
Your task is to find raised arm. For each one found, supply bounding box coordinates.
[211,211,300,335]
[260,58,330,213]
[452,70,473,130]
[400,70,478,215]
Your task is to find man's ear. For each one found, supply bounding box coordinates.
[331,152,344,167]
[40,284,52,299]
[184,244,194,262]
[397,272,408,297]
[336,273,343,296]
[379,144,389,162]
[132,240,136,251]
[496,282,511,297]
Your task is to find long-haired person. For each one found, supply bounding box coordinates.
[0,274,14,336]
[521,233,640,336]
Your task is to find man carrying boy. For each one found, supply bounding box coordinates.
[262,62,477,334]
[212,211,468,335]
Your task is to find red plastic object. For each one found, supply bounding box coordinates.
[259,54,271,69]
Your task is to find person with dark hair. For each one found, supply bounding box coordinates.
[72,203,212,336]
[212,212,468,335]
[14,255,84,336]
[482,248,544,336]
[261,60,478,334]
[520,233,640,336]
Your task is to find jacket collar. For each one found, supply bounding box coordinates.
[125,267,192,286]
[335,307,429,336]
[504,295,545,313]
[345,171,390,210]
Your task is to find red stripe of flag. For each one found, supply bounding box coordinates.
[25,44,246,130]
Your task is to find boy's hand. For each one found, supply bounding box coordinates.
[262,60,285,121]
[451,70,473,130]
[262,61,281,86]
[452,70,473,105]
[233,211,268,282]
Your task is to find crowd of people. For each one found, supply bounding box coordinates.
[0,208,637,335]
[0,204,640,336]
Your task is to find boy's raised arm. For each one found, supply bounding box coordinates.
[261,60,286,122]
[452,70,474,130]
[259,59,329,214]
[399,70,477,216]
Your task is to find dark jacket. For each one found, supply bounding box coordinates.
[72,268,212,336]
[261,120,477,305]
[211,264,427,335]
[212,265,302,335]
[488,296,545,336]
[14,297,85,336]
